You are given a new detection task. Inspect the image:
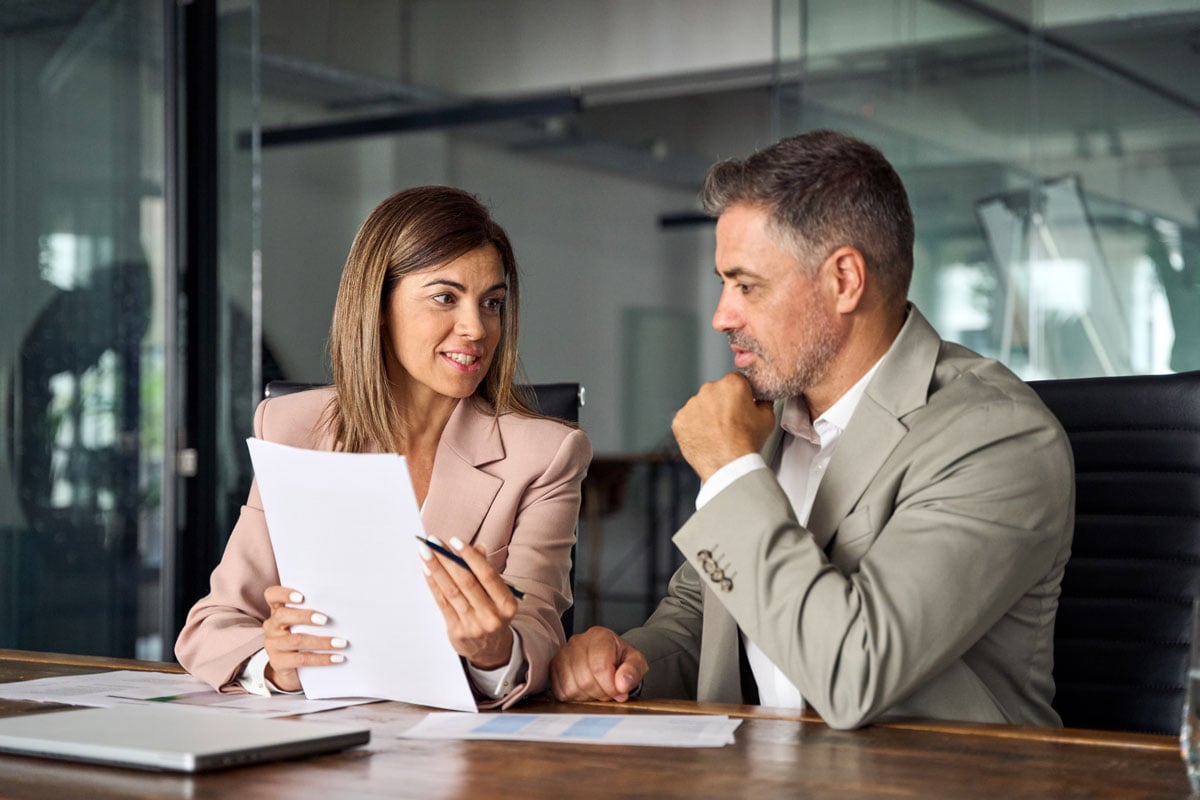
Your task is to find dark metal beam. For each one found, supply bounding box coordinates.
[241,94,582,149]
[178,0,221,637]
[658,211,714,229]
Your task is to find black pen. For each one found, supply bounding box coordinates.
[415,535,526,599]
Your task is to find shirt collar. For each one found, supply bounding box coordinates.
[779,355,887,446]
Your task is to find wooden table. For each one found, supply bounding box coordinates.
[0,649,1189,799]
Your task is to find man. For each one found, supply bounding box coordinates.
[550,130,1074,730]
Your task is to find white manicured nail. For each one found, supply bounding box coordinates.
[418,542,433,561]
[310,612,328,625]
[420,562,431,577]
[330,654,345,664]
[449,537,465,551]
[288,591,303,603]
[330,638,348,649]
[427,535,443,546]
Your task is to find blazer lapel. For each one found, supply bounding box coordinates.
[421,399,505,545]
[805,306,943,549]
[760,409,786,469]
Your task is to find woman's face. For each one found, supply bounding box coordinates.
[382,244,507,404]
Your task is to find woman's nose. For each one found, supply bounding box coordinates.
[456,307,485,339]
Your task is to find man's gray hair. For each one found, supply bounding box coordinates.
[701,129,915,304]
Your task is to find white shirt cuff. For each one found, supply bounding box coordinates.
[695,453,768,509]
[237,648,303,696]
[466,628,527,699]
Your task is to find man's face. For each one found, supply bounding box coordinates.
[712,204,844,401]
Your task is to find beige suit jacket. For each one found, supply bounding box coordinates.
[175,388,591,708]
[623,307,1074,729]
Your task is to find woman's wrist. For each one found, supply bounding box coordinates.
[466,627,515,670]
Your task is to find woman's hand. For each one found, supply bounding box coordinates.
[420,536,519,670]
[261,585,348,692]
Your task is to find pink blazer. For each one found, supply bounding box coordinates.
[174,388,591,708]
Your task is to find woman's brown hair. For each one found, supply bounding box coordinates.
[326,185,538,453]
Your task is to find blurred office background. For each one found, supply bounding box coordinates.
[2,0,1198,660]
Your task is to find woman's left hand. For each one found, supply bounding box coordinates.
[420,536,520,669]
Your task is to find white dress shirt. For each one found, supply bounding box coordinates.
[695,358,884,708]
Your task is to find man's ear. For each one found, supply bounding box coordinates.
[826,245,867,314]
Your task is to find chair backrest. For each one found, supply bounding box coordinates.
[263,380,323,398]
[262,380,585,635]
[1029,370,1200,733]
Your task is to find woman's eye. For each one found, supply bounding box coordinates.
[432,292,454,305]
[483,297,505,312]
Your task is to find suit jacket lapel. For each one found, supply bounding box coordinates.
[806,307,943,549]
[421,398,505,545]
[760,414,786,469]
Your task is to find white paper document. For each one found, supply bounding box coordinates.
[0,671,375,718]
[398,713,742,747]
[246,438,477,712]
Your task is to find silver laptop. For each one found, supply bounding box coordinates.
[0,704,370,773]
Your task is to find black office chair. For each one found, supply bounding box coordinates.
[263,380,585,635]
[1029,370,1200,733]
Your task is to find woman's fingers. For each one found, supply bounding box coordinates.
[263,606,331,635]
[265,634,348,667]
[260,584,347,675]
[419,538,516,627]
[263,585,305,609]
[447,539,520,616]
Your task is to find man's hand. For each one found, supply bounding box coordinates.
[550,626,648,702]
[672,372,776,482]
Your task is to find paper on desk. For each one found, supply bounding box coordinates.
[0,670,376,718]
[247,438,477,712]
[398,713,743,747]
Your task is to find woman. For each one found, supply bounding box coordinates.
[175,186,590,709]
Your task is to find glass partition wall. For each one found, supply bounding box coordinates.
[0,0,168,658]
[778,0,1200,379]
[0,0,259,659]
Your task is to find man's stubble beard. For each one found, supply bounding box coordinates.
[732,298,843,402]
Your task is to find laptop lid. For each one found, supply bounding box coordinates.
[0,704,370,773]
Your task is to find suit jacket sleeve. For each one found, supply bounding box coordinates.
[674,396,1072,729]
[621,559,705,699]
[174,399,279,692]
[488,426,591,708]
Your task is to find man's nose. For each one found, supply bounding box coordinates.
[712,289,740,332]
